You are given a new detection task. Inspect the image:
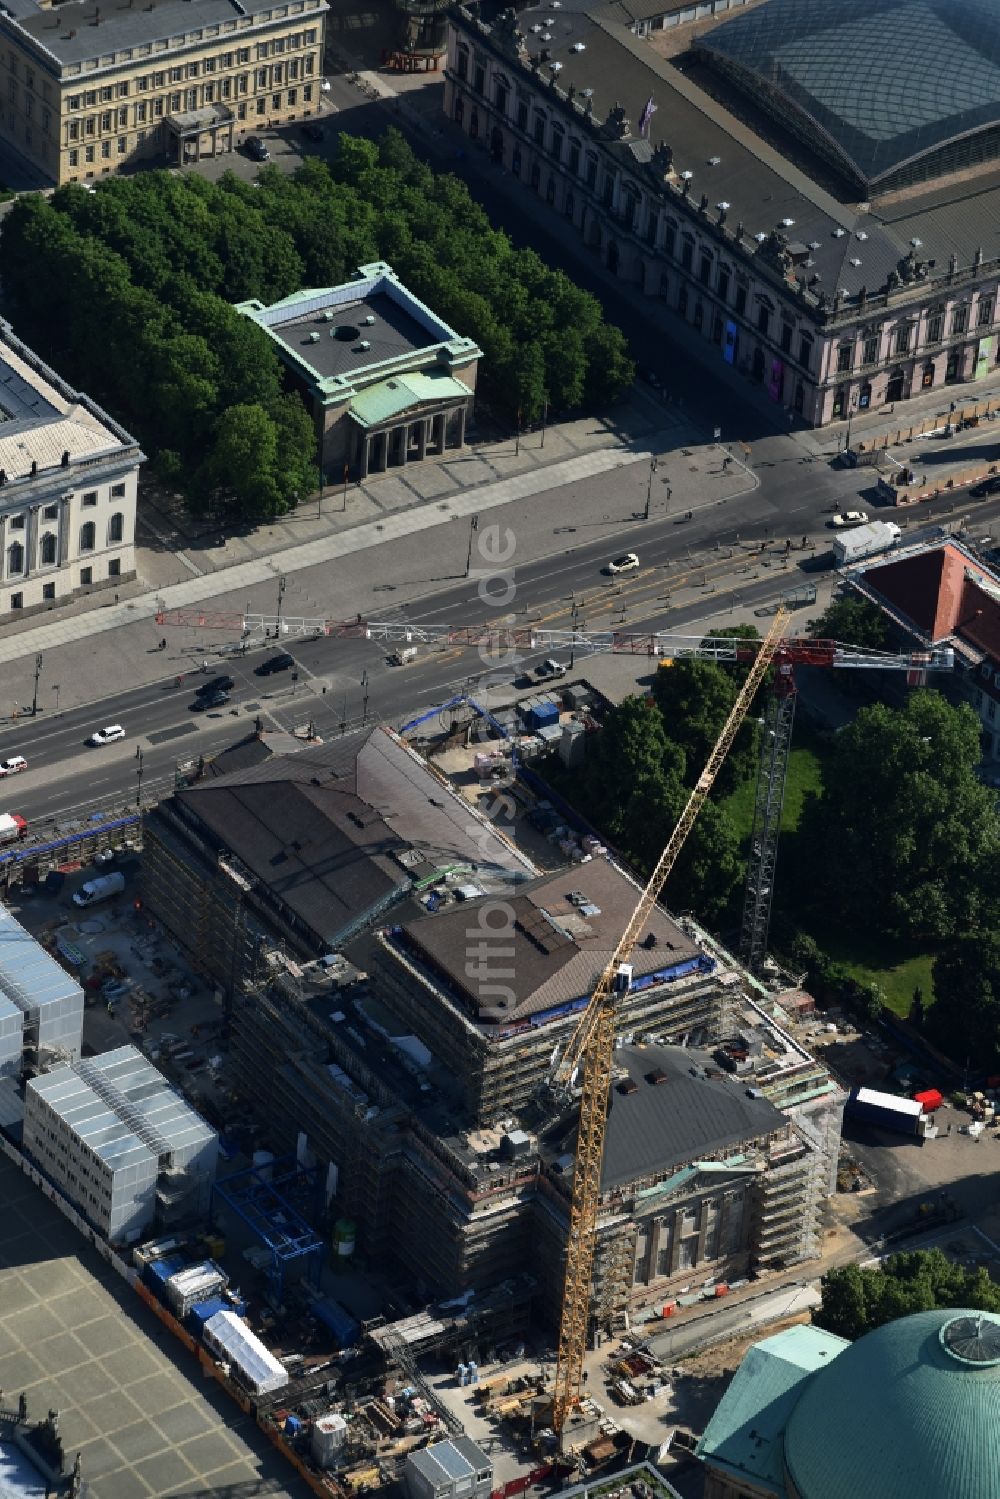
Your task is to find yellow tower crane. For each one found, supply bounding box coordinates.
[549,607,791,1435]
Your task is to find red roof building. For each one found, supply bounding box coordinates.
[852,539,1000,768]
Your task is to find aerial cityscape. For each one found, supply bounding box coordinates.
[0,0,999,1495]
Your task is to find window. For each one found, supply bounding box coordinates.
[894,323,912,354]
[495,81,508,114]
[681,237,693,271]
[272,93,281,110]
[455,45,468,81]
[40,533,56,565]
[926,312,943,344]
[568,139,580,175]
[85,144,95,163]
[978,296,995,328]
[79,521,96,553]
[43,503,58,520]
[302,85,312,102]
[699,254,712,287]
[800,334,813,367]
[837,341,853,372]
[80,567,92,586]
[108,558,121,578]
[734,283,747,315]
[9,592,22,609]
[757,303,770,336]
[100,85,113,103]
[863,331,879,364]
[717,267,729,302]
[9,514,23,530]
[664,222,676,257]
[101,140,111,159]
[585,153,597,188]
[7,541,23,574]
[108,512,124,543]
[117,136,127,154]
[952,304,969,335]
[780,322,793,354]
[100,110,112,131]
[533,114,545,146]
[42,582,55,601]
[473,63,484,95]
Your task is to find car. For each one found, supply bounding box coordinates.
[971,475,1000,498]
[605,552,640,574]
[246,135,270,161]
[89,724,125,745]
[0,756,27,776]
[191,690,230,713]
[254,652,295,677]
[535,658,568,679]
[829,510,870,529]
[196,675,235,696]
[301,121,325,143]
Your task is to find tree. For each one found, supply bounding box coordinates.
[810,593,888,651]
[815,1250,1000,1341]
[650,655,758,797]
[808,690,1000,940]
[929,932,1000,1067]
[909,985,925,1028]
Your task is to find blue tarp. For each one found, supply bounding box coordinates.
[313,1299,360,1347]
[188,1295,230,1333]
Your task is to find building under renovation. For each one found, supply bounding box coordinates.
[0,900,83,1076]
[230,848,843,1330]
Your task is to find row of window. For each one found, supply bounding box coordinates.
[7,558,120,608]
[63,28,318,106]
[63,86,313,162]
[836,299,995,371]
[5,516,124,573]
[2,482,125,530]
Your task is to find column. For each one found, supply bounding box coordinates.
[58,493,72,565]
[433,413,445,453]
[457,403,467,449]
[399,425,408,467]
[360,436,370,480]
[24,506,37,578]
[380,432,389,472]
[416,419,428,461]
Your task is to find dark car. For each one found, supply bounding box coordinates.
[301,121,325,143]
[196,674,235,696]
[254,652,295,677]
[971,475,1000,498]
[190,690,231,712]
[245,135,270,161]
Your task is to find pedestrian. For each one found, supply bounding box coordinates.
[685,509,692,521]
[114,592,119,605]
[159,638,167,651]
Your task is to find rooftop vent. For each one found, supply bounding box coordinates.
[617,1077,639,1095]
[708,155,721,166]
[856,230,868,240]
[358,340,372,351]
[363,314,376,325]
[322,310,335,321]
[754,231,766,243]
[647,1068,668,1086]
[781,217,794,227]
[571,41,585,51]
[849,257,862,267]
[307,331,321,343]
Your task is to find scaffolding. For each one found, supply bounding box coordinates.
[739,668,797,974]
[211,1157,325,1296]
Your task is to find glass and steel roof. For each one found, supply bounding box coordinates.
[697,0,1000,191]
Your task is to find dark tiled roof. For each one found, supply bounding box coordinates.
[179,779,408,947]
[401,859,698,1021]
[599,1044,785,1189]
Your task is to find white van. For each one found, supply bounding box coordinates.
[73,871,125,908]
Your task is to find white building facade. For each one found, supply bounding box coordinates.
[0,319,143,619]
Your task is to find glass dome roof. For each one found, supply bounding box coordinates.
[697,0,1000,191]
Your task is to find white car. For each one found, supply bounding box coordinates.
[0,756,27,776]
[830,510,869,529]
[90,724,125,746]
[606,552,640,574]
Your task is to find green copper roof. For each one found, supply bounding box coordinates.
[696,1324,847,1495]
[784,1309,1000,1499]
[349,373,471,429]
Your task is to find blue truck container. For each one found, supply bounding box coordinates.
[528,700,559,731]
[144,1254,186,1298]
[313,1299,361,1348]
[187,1295,230,1336]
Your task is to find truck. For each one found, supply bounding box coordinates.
[847,1085,927,1139]
[72,870,126,908]
[833,520,902,567]
[0,812,27,843]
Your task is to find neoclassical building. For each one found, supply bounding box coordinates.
[0,319,143,619]
[237,263,481,480]
[446,0,1000,427]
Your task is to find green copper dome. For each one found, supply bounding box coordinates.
[784,1309,1000,1499]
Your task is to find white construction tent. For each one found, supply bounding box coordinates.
[203,1309,289,1395]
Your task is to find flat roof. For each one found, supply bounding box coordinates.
[0,901,83,1019]
[4,0,327,70]
[237,263,481,401]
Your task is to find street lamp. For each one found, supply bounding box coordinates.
[31,654,42,717]
[135,745,144,811]
[644,457,659,522]
[275,574,286,640]
[52,684,60,713]
[465,514,480,578]
[361,670,370,722]
[844,396,859,452]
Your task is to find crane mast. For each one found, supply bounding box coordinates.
[550,608,790,1434]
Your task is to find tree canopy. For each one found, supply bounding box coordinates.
[801,690,1000,940]
[809,592,888,651]
[929,931,1000,1067]
[0,131,633,520]
[815,1250,1000,1341]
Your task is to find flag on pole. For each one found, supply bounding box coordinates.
[638,95,657,137]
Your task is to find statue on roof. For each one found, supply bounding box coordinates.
[602,101,631,140]
[756,229,791,273]
[650,141,673,179]
[492,8,526,60]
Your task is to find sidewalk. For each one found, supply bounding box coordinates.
[0,440,660,670]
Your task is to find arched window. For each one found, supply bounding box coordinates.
[7,541,23,575]
[40,532,56,565]
[108,512,124,543]
[80,521,96,553]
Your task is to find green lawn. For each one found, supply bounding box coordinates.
[723,722,935,1018]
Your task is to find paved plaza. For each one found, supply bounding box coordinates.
[0,1157,307,1499]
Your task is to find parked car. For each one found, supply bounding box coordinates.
[301,121,325,143]
[535,658,568,679]
[196,675,235,696]
[971,475,1000,498]
[254,652,295,676]
[89,724,125,745]
[0,756,27,776]
[245,135,270,161]
[829,510,869,528]
[605,552,640,574]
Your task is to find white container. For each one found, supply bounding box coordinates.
[311,1413,348,1468]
